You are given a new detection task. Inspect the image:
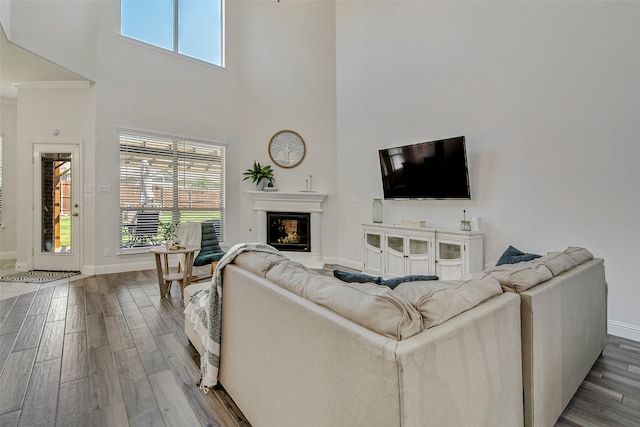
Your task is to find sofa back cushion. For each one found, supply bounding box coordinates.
[233,251,287,278]
[266,261,423,340]
[485,263,554,293]
[541,247,594,275]
[485,247,594,293]
[393,274,503,328]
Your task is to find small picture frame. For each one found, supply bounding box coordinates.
[268,130,306,168]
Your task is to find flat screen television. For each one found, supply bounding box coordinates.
[378,136,470,200]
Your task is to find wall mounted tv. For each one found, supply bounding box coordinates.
[378,136,470,200]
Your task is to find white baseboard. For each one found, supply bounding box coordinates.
[85,260,158,276]
[14,262,29,272]
[0,251,16,260]
[322,256,362,272]
[608,320,640,342]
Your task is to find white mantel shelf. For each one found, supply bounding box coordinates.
[248,191,327,212]
[248,191,328,269]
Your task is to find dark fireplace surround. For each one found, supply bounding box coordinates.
[267,212,311,252]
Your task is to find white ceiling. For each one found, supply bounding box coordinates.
[0,27,87,99]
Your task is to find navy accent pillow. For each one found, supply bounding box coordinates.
[333,270,382,285]
[495,245,541,266]
[380,275,439,290]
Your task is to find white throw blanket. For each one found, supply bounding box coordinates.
[184,242,283,391]
[176,221,202,268]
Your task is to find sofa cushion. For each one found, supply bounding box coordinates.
[565,246,594,264]
[393,274,503,328]
[484,262,553,293]
[540,247,594,276]
[486,246,594,293]
[267,261,423,340]
[233,251,287,278]
[496,245,541,266]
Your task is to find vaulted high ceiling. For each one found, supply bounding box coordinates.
[0,26,86,99]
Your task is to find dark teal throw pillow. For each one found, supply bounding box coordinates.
[495,245,541,266]
[380,275,439,290]
[333,270,438,290]
[333,270,381,284]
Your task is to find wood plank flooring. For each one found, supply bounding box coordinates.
[0,262,639,426]
[0,268,246,427]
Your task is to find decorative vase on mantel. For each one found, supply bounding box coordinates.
[372,198,383,223]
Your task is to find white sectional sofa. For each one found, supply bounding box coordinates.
[185,246,606,427]
[185,251,524,427]
[485,247,607,427]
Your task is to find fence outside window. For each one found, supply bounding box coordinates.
[119,131,225,250]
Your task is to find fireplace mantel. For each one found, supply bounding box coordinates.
[248,191,327,268]
[248,191,327,212]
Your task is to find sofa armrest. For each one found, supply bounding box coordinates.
[395,292,523,427]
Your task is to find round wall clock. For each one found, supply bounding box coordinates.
[268,130,306,168]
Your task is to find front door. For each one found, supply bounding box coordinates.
[33,143,81,271]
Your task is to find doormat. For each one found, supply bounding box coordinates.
[0,270,80,284]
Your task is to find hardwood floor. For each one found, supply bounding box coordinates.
[0,265,246,427]
[0,261,639,426]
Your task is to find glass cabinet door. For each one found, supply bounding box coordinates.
[436,240,464,280]
[409,238,429,257]
[385,235,406,277]
[439,242,462,260]
[363,230,384,275]
[387,236,404,253]
[366,233,381,250]
[406,237,432,275]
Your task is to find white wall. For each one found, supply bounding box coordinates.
[5,0,639,341]
[14,83,95,271]
[8,0,98,80]
[234,1,338,257]
[0,99,17,258]
[336,1,640,340]
[4,0,337,273]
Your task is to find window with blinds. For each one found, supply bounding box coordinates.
[119,131,225,250]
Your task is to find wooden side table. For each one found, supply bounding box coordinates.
[149,245,199,298]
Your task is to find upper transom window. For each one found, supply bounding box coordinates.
[121,0,224,67]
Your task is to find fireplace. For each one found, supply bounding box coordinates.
[248,191,327,269]
[267,212,310,252]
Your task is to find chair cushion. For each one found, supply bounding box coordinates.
[194,222,224,266]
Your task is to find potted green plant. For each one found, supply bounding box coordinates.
[161,221,179,248]
[243,161,275,190]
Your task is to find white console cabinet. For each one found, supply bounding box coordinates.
[362,224,483,280]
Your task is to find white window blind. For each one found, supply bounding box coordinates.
[119,131,225,250]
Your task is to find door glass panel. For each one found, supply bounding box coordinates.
[366,233,381,249]
[409,239,429,256]
[41,153,72,253]
[439,242,461,260]
[387,236,404,252]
